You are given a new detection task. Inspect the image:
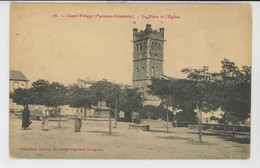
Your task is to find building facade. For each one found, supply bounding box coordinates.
[9,70,29,111]
[132,24,165,106]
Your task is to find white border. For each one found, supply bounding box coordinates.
[1,1,260,168]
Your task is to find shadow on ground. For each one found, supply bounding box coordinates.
[50,126,71,129]
[186,131,250,144]
[149,130,176,133]
[86,130,121,136]
[156,136,211,145]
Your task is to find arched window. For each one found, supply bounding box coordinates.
[136,67,139,73]
[142,66,145,78]
[151,67,155,77]
[142,66,145,72]
[136,44,139,51]
[140,43,142,51]
[157,67,160,76]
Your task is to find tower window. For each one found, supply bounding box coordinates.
[136,67,139,73]
[152,67,155,77]
[154,54,158,57]
[140,43,142,51]
[136,44,139,51]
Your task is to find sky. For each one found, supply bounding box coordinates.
[10,3,252,86]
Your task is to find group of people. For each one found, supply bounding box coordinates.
[21,106,84,132]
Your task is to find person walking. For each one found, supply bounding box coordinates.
[74,109,83,132]
[22,105,31,130]
[42,110,49,131]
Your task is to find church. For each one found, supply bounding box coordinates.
[132,24,165,106]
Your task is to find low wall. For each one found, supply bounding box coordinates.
[129,124,150,131]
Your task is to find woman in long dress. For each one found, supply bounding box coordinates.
[42,110,49,131]
[22,105,31,130]
[75,109,83,132]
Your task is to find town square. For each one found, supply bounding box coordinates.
[8,3,252,160]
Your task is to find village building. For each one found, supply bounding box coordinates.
[9,70,29,112]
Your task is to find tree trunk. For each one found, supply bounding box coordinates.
[232,121,235,139]
[114,99,118,128]
[197,104,202,142]
[58,114,61,128]
[58,107,61,128]
[173,106,177,127]
[109,112,112,135]
[84,108,87,119]
[223,113,227,133]
[224,122,227,133]
[108,104,112,135]
[166,106,169,134]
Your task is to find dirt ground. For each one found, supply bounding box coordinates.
[9,114,250,159]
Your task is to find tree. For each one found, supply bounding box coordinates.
[117,88,144,121]
[68,85,96,118]
[31,79,50,105]
[148,77,176,133]
[139,104,174,121]
[179,66,219,142]
[31,80,67,128]
[89,80,121,134]
[103,83,121,128]
[148,66,218,141]
[10,88,36,108]
[217,59,251,137]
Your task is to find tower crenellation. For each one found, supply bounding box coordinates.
[133,24,164,41]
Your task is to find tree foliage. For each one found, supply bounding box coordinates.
[118,88,144,120]
[217,59,251,126]
[139,104,174,121]
[10,88,36,107]
[67,85,94,109]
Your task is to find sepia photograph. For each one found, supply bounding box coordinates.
[9,3,252,159]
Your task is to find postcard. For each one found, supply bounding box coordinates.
[9,3,251,159]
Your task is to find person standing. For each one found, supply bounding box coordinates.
[74,109,83,132]
[22,105,31,130]
[42,110,49,131]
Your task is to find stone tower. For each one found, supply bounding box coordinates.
[132,24,165,106]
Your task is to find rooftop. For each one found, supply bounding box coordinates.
[10,70,29,81]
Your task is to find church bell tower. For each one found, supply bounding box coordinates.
[132,24,165,105]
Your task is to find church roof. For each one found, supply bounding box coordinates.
[10,70,29,81]
[160,74,181,81]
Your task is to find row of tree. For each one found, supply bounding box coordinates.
[148,59,251,141]
[10,58,250,140]
[10,79,144,132]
